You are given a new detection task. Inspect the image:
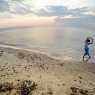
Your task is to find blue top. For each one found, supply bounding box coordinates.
[85,42,89,49]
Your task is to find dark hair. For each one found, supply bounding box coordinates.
[86,38,90,42]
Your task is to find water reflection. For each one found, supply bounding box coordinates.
[0,26,95,62]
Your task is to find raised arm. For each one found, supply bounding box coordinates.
[89,37,94,44]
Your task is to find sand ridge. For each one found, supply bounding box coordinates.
[0,47,95,95]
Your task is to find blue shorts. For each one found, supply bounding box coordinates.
[84,48,89,55]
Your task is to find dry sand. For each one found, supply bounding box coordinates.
[0,46,95,95]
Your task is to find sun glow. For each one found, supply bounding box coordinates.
[0,15,56,28]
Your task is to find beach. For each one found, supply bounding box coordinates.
[0,46,95,95]
[0,0,95,94]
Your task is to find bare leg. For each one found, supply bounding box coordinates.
[85,54,91,62]
[87,53,91,58]
[83,53,91,62]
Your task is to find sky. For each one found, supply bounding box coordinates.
[0,0,95,28]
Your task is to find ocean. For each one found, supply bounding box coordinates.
[0,25,95,62]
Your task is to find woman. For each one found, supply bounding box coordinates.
[83,37,93,61]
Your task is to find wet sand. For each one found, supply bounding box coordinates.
[0,46,95,95]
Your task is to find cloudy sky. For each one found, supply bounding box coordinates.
[0,0,95,16]
[0,0,95,28]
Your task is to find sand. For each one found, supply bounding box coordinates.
[0,46,95,95]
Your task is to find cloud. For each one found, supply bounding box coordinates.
[0,0,9,12]
[11,0,24,1]
[0,0,33,15]
[61,0,89,9]
[27,0,89,9]
[0,0,94,18]
[83,11,95,16]
[54,15,95,31]
[10,2,32,14]
[34,6,88,17]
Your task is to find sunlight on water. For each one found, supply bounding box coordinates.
[0,26,95,62]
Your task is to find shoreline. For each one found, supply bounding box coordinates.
[0,44,82,62]
[0,44,74,62]
[0,46,95,95]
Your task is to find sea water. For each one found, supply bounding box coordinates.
[0,26,95,62]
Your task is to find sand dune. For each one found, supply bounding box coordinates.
[0,46,95,95]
